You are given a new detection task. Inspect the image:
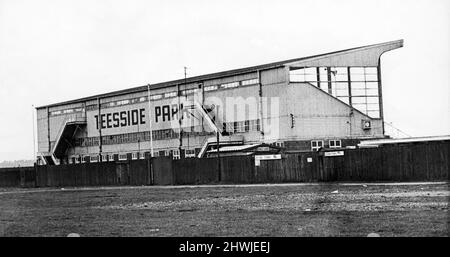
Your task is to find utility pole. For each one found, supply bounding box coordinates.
[32,105,36,163]
[147,84,154,157]
[216,105,221,181]
[97,97,102,161]
[177,67,188,158]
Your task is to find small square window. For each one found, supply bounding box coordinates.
[311,140,323,151]
[329,140,342,148]
[172,149,180,160]
[185,149,196,158]
[90,156,99,163]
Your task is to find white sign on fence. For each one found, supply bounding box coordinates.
[324,151,344,157]
[255,154,281,166]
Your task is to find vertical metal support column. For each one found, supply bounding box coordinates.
[216,105,221,182]
[257,70,264,140]
[47,107,51,153]
[316,67,321,89]
[347,67,352,106]
[177,83,182,157]
[327,67,332,94]
[147,84,154,157]
[377,59,385,135]
[347,67,353,137]
[32,105,36,162]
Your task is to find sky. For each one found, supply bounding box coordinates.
[0,0,448,161]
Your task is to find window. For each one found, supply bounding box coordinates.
[119,153,128,161]
[330,67,348,82]
[130,133,138,142]
[221,82,239,89]
[204,85,218,91]
[164,92,177,98]
[289,66,381,118]
[244,120,250,132]
[241,78,259,86]
[108,154,114,162]
[172,149,180,160]
[132,152,138,160]
[150,94,162,100]
[275,141,284,148]
[311,140,324,151]
[289,67,316,82]
[117,99,130,106]
[182,88,196,95]
[329,140,342,148]
[185,149,196,158]
[102,155,108,162]
[249,120,258,131]
[139,152,145,159]
[90,155,99,163]
[236,121,245,133]
[75,156,81,164]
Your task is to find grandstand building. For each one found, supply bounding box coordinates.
[36,40,403,165]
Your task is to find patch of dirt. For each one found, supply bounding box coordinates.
[0,183,448,236]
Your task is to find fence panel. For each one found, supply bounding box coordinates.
[0,168,20,187]
[173,158,219,185]
[221,156,254,184]
[153,157,173,185]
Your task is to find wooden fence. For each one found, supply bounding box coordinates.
[0,140,448,187]
[0,167,35,187]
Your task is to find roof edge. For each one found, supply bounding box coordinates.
[37,39,404,109]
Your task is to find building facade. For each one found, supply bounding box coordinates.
[36,40,403,165]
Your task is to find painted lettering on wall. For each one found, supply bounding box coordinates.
[95,108,146,130]
[155,104,184,123]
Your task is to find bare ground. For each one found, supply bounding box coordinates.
[0,182,448,237]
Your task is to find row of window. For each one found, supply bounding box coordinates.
[290,67,378,83]
[311,139,342,151]
[74,129,214,147]
[68,139,340,163]
[80,78,259,113]
[68,148,193,164]
[204,78,259,92]
[223,119,261,133]
[50,78,260,116]
[289,66,381,118]
[73,119,261,147]
[50,107,85,116]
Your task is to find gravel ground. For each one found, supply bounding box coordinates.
[0,182,448,237]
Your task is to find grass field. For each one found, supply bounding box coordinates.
[0,182,448,237]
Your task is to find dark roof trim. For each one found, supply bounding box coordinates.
[37,39,403,109]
